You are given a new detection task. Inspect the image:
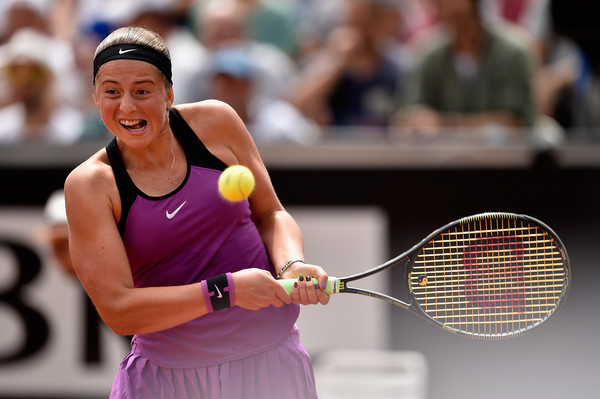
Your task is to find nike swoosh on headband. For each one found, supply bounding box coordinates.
[94,43,173,84]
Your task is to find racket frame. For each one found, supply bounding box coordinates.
[281,212,570,339]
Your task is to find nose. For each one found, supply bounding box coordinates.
[119,93,136,113]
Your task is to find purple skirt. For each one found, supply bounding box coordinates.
[109,327,318,399]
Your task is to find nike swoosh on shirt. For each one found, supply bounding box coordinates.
[166,201,187,219]
[119,48,137,54]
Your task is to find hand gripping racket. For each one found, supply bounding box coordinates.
[280,212,570,339]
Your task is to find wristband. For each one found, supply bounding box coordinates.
[276,259,304,279]
[201,273,234,312]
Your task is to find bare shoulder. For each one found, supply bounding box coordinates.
[173,100,242,134]
[66,148,113,193]
[65,148,119,222]
[173,101,253,165]
[175,99,237,120]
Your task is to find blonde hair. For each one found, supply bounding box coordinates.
[93,26,171,87]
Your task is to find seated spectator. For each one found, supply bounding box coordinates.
[481,0,581,128]
[0,0,50,44]
[41,189,74,277]
[288,0,414,127]
[238,0,299,57]
[550,0,600,131]
[391,0,536,135]
[0,0,53,111]
[0,28,84,144]
[207,47,319,145]
[124,4,209,106]
[285,0,344,61]
[188,0,297,103]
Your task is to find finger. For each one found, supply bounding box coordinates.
[315,276,331,304]
[290,280,301,303]
[316,288,331,305]
[316,275,329,292]
[274,280,293,305]
[305,276,320,304]
[298,276,318,305]
[296,275,310,304]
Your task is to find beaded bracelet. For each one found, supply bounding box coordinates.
[201,272,235,312]
[276,259,305,279]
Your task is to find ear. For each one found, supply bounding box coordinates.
[166,85,174,109]
[92,90,100,109]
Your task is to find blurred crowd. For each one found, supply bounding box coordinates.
[0,0,597,145]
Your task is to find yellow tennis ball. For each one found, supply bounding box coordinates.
[218,165,255,202]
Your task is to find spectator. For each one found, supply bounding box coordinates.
[0,28,84,144]
[125,4,209,105]
[286,0,344,61]
[391,0,536,135]
[550,0,600,130]
[42,189,74,277]
[0,0,50,44]
[0,0,52,110]
[238,0,299,57]
[480,0,581,128]
[480,0,551,56]
[207,47,319,144]
[188,0,297,103]
[400,0,439,45]
[288,0,414,128]
[40,188,131,362]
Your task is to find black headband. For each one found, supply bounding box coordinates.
[93,43,172,84]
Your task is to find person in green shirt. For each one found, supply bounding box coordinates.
[392,0,536,136]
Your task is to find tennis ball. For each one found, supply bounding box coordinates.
[218,165,255,202]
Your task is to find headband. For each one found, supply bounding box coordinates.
[93,43,172,84]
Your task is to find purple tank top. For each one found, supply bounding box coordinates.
[105,109,299,368]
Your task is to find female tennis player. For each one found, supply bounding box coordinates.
[64,26,329,398]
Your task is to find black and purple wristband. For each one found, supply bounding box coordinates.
[201,273,235,312]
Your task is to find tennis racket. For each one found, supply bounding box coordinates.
[280,212,570,339]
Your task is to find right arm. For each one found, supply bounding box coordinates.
[64,152,289,336]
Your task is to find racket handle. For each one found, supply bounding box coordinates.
[279,277,337,295]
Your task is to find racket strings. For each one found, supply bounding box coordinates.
[410,217,567,338]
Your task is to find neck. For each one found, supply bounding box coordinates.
[453,20,484,55]
[129,132,180,186]
[23,98,53,134]
[123,130,178,176]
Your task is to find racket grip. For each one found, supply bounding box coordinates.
[279,277,336,295]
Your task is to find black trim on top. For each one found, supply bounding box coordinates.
[105,108,228,236]
[168,108,228,172]
[105,138,137,237]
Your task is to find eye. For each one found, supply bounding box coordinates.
[136,89,150,96]
[105,88,119,96]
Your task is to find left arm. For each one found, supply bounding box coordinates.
[176,101,330,305]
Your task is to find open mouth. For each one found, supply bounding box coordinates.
[120,119,148,131]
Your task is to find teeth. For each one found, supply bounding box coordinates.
[120,120,143,126]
